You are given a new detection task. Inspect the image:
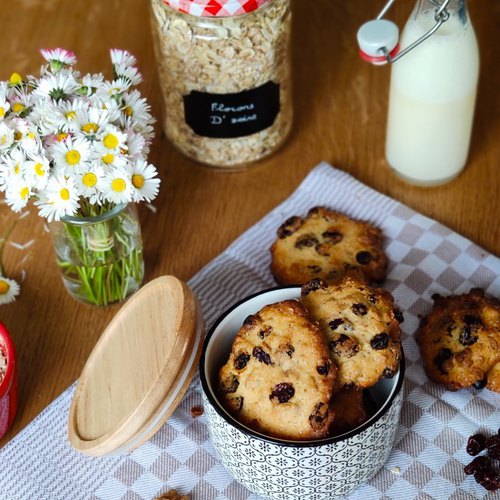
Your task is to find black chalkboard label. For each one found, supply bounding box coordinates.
[183,81,280,139]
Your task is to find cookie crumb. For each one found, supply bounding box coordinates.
[155,489,189,500]
[390,466,401,474]
[190,405,204,418]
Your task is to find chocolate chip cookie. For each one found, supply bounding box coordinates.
[218,299,335,440]
[416,289,500,392]
[301,274,402,391]
[270,206,387,285]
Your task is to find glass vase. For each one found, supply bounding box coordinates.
[49,204,144,306]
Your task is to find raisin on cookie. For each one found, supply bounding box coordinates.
[416,289,500,392]
[218,300,335,440]
[301,274,402,391]
[270,206,387,285]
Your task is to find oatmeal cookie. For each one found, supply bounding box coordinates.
[218,299,335,440]
[270,206,387,285]
[301,274,402,391]
[416,289,500,392]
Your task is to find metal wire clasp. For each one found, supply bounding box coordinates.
[377,0,451,63]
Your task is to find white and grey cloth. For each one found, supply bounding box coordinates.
[0,162,499,500]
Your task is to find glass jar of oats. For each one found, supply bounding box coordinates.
[150,0,292,170]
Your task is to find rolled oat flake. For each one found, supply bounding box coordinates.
[151,0,293,169]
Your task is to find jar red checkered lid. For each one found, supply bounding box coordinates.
[162,0,271,17]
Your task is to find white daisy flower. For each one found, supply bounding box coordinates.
[0,149,26,182]
[110,49,137,68]
[130,160,160,202]
[33,72,80,101]
[0,94,10,120]
[0,276,20,305]
[98,125,128,152]
[8,88,33,117]
[40,48,77,71]
[97,78,131,99]
[101,168,132,204]
[126,129,146,160]
[0,122,14,151]
[92,144,128,170]
[11,118,41,153]
[53,99,87,132]
[25,154,50,189]
[74,166,104,205]
[28,100,60,136]
[50,136,91,175]
[119,89,153,126]
[73,106,109,138]
[114,64,142,86]
[35,175,80,221]
[5,177,32,211]
[78,73,104,96]
[90,94,121,123]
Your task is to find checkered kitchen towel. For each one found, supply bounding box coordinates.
[0,162,499,500]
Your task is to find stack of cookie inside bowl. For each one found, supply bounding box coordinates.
[219,206,404,441]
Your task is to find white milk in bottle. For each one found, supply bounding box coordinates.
[385,0,479,185]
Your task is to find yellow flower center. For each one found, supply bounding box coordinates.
[57,132,68,141]
[111,178,126,192]
[132,174,145,189]
[103,133,119,149]
[0,280,10,295]
[65,149,81,166]
[14,163,21,175]
[20,186,29,199]
[14,131,23,141]
[124,106,133,117]
[0,107,5,117]
[65,111,76,120]
[82,172,97,187]
[60,188,70,201]
[82,122,98,134]
[27,131,35,139]
[9,72,22,85]
[12,103,25,114]
[0,135,8,145]
[35,163,45,176]
[102,153,114,165]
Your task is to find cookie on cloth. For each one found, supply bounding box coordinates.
[218,299,335,440]
[416,289,500,392]
[270,206,388,285]
[301,273,403,391]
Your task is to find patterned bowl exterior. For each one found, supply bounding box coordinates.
[203,386,403,499]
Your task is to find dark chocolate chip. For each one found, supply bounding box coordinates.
[370,332,390,350]
[253,346,272,365]
[301,278,328,296]
[434,348,453,374]
[356,251,372,265]
[295,234,319,249]
[309,402,329,430]
[234,352,251,370]
[270,383,295,404]
[322,230,343,244]
[351,303,368,316]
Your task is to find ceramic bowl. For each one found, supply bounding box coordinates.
[200,286,405,500]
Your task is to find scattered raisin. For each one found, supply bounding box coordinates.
[464,314,482,326]
[243,315,258,327]
[220,375,239,394]
[329,334,359,358]
[370,333,390,350]
[467,434,486,456]
[228,396,244,412]
[277,216,303,239]
[316,361,331,375]
[473,378,487,389]
[474,470,500,491]
[356,251,373,265]
[393,308,404,323]
[368,294,378,304]
[309,402,329,430]
[307,206,322,216]
[307,265,323,274]
[431,293,442,301]
[270,383,295,404]
[234,352,250,370]
[351,303,368,316]
[464,456,491,475]
[258,326,273,340]
[383,367,396,378]
[295,234,319,249]
[301,278,328,296]
[486,435,500,460]
[433,348,453,374]
[315,242,331,256]
[459,323,479,346]
[190,405,204,418]
[329,318,344,331]
[253,346,272,365]
[322,230,343,244]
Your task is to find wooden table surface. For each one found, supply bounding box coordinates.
[0,0,498,447]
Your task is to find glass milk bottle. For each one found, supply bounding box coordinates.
[385,0,479,185]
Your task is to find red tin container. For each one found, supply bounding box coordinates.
[0,322,18,440]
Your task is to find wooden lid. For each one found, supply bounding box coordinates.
[68,276,204,457]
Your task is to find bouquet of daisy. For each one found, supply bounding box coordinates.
[0,48,160,305]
